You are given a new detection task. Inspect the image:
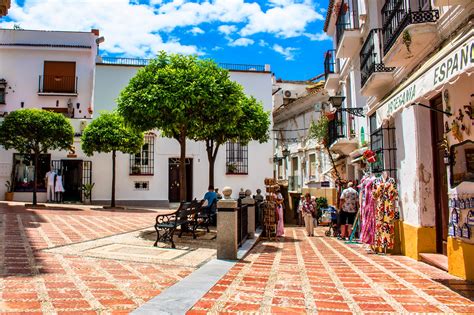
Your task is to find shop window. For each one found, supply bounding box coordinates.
[309,154,316,179]
[370,115,397,179]
[450,140,474,187]
[12,154,51,192]
[130,134,154,175]
[226,141,248,174]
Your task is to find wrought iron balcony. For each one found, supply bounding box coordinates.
[381,0,439,56]
[288,175,301,192]
[327,111,346,148]
[335,0,360,46]
[38,75,78,94]
[360,29,395,88]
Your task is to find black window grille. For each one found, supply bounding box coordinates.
[335,0,360,45]
[324,49,338,80]
[381,0,439,56]
[130,134,155,175]
[370,114,397,179]
[0,87,5,104]
[226,142,248,174]
[328,110,347,147]
[360,28,395,87]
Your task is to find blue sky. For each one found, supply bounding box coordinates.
[1,0,332,80]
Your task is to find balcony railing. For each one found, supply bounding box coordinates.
[381,0,439,55]
[324,49,338,80]
[327,110,347,147]
[335,0,360,46]
[100,57,267,72]
[360,29,395,87]
[38,75,77,94]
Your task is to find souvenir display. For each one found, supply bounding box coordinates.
[449,194,473,241]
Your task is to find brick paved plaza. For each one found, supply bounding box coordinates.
[0,203,473,314]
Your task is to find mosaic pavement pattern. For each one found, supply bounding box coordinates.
[188,227,474,314]
[0,204,195,314]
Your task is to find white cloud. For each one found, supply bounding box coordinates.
[304,32,330,41]
[218,25,238,35]
[212,46,223,51]
[228,38,255,47]
[258,39,268,47]
[273,44,298,60]
[188,27,205,35]
[2,0,324,57]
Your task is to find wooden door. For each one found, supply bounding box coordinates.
[168,158,193,202]
[62,160,82,202]
[431,95,449,255]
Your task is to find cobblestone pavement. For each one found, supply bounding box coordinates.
[0,203,194,314]
[188,227,474,314]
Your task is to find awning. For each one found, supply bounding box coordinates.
[373,29,474,127]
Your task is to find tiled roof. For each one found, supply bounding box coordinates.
[323,0,335,32]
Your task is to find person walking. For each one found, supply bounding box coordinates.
[302,193,315,236]
[275,186,285,240]
[339,182,359,240]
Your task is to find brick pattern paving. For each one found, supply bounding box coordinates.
[188,227,474,314]
[0,205,193,314]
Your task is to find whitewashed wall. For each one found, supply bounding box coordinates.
[93,65,273,202]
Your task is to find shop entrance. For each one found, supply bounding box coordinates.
[51,160,92,203]
[431,95,449,255]
[168,158,193,202]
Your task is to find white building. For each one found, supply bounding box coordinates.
[322,0,474,280]
[0,28,274,206]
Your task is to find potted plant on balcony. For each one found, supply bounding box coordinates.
[363,149,377,163]
[4,180,13,201]
[402,30,412,54]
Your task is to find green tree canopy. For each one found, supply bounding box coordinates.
[0,109,74,205]
[118,52,239,201]
[81,111,143,207]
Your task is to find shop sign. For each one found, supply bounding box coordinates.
[377,36,473,123]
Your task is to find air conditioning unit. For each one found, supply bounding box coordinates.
[314,103,323,112]
[283,90,298,99]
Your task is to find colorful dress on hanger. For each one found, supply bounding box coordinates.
[360,177,377,245]
[276,192,285,237]
[373,180,399,250]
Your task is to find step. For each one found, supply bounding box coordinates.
[420,253,448,272]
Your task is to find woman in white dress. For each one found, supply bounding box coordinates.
[55,173,65,203]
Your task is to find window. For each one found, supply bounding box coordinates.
[40,61,76,93]
[370,114,397,179]
[309,154,316,178]
[130,134,154,175]
[134,181,150,191]
[12,154,51,192]
[226,141,248,174]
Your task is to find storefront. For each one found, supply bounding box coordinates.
[369,28,473,280]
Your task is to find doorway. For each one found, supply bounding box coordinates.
[430,95,449,255]
[62,160,83,202]
[168,158,193,202]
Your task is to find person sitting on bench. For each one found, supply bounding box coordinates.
[203,185,218,212]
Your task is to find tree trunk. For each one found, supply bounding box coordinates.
[32,152,38,205]
[206,140,220,188]
[111,150,116,208]
[179,134,187,202]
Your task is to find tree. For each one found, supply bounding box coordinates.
[118,52,235,201]
[0,109,74,205]
[195,93,270,187]
[81,111,143,207]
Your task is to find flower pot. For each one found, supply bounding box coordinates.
[325,112,335,121]
[5,192,14,201]
[367,155,376,163]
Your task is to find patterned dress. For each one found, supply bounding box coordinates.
[360,177,377,245]
[276,193,285,237]
[373,181,399,251]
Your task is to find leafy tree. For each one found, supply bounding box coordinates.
[0,109,74,205]
[118,52,236,201]
[81,111,143,207]
[195,93,270,186]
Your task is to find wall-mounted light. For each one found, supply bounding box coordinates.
[20,102,24,108]
[282,147,290,158]
[328,95,346,108]
[76,103,80,109]
[0,79,7,89]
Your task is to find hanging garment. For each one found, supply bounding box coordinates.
[55,175,65,193]
[360,177,377,245]
[373,180,399,251]
[276,192,285,237]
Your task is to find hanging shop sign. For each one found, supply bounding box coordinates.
[376,34,473,125]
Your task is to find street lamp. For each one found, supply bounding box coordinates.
[328,95,345,108]
[282,147,290,158]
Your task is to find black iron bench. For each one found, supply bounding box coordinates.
[154,201,192,248]
[178,199,205,239]
[193,199,217,233]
